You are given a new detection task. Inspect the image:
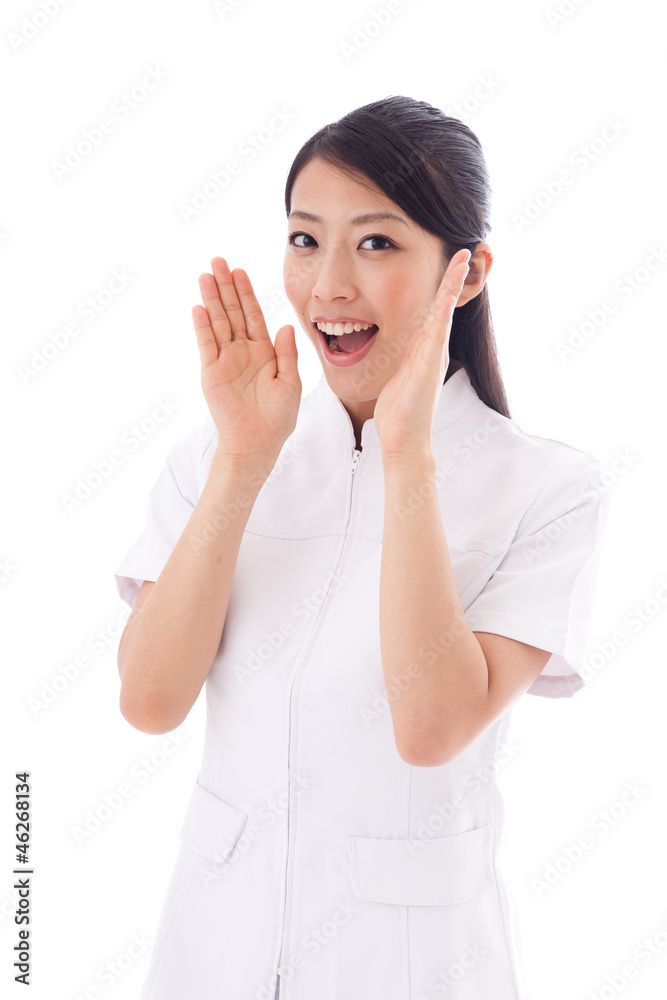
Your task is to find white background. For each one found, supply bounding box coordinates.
[1,0,666,997]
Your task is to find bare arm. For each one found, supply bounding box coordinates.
[380,450,550,767]
[117,255,301,734]
[117,451,265,734]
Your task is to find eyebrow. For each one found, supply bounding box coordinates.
[289,210,410,228]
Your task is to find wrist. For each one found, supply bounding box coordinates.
[209,449,272,494]
[381,445,437,473]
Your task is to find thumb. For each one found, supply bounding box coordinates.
[274,324,299,380]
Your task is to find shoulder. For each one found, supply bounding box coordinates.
[459,389,603,520]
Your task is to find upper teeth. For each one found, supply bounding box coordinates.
[315,320,376,336]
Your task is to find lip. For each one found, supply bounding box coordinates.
[316,325,379,367]
[311,315,377,327]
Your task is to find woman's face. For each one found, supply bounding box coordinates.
[283,157,478,431]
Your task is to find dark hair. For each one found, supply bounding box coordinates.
[283,94,510,419]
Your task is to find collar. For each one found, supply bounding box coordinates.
[311,365,480,449]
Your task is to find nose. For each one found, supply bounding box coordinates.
[311,247,357,303]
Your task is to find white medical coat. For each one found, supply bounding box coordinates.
[114,367,609,1000]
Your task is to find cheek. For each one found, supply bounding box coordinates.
[380,285,425,337]
[282,263,304,305]
[283,260,294,299]
[389,283,434,334]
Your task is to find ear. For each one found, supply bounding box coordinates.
[457,242,493,308]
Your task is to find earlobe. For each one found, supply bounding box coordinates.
[457,271,483,307]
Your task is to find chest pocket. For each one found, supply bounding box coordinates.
[347,824,495,906]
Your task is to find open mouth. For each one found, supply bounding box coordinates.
[313,321,379,361]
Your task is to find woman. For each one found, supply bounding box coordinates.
[115,96,608,999]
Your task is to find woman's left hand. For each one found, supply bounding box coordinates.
[374,248,471,459]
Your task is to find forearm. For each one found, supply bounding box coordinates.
[379,449,489,766]
[118,450,266,733]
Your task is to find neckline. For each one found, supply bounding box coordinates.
[312,366,480,449]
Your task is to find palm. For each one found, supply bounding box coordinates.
[193,257,301,463]
[374,325,444,453]
[373,250,471,455]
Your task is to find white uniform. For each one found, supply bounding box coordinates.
[114,367,609,1000]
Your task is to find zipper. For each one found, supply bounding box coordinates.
[275,443,363,983]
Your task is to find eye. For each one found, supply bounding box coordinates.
[287,232,316,248]
[359,235,396,251]
[287,232,397,251]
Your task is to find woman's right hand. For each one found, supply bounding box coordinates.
[192,257,302,472]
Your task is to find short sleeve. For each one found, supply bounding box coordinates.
[113,422,212,609]
[464,450,610,699]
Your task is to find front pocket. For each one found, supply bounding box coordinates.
[179,776,248,864]
[347,824,495,905]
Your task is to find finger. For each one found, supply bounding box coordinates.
[431,249,468,306]
[423,253,470,341]
[192,303,219,370]
[413,293,459,383]
[409,251,469,378]
[211,256,247,339]
[415,297,451,370]
[425,250,471,327]
[229,268,272,343]
[198,271,232,347]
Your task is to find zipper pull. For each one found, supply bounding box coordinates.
[351,448,361,474]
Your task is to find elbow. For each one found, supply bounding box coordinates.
[397,740,455,768]
[395,723,470,768]
[118,687,184,735]
[395,689,489,767]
